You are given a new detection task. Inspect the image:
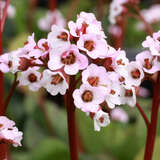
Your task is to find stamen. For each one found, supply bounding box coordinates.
[51,74,63,85]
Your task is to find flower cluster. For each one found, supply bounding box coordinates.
[38,9,66,31]
[0,116,23,147]
[0,11,158,132]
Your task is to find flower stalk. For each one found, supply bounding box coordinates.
[144,72,160,160]
[65,76,78,160]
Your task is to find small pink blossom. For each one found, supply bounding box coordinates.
[82,64,110,92]
[73,84,105,112]
[118,61,144,87]
[68,12,105,38]
[93,110,110,131]
[142,31,160,56]
[136,50,160,74]
[48,45,88,75]
[42,69,68,95]
[120,86,136,107]
[0,116,23,147]
[48,25,70,49]
[0,53,10,73]
[77,34,108,59]
[18,67,42,91]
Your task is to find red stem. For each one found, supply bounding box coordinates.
[144,72,160,160]
[133,5,153,36]
[0,11,4,116]
[1,74,18,115]
[136,102,150,129]
[49,0,57,11]
[65,76,78,160]
[38,91,55,137]
[0,143,7,160]
[1,0,10,32]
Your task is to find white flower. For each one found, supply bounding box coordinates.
[18,67,42,91]
[48,44,88,75]
[0,116,23,147]
[77,33,108,59]
[94,110,110,131]
[42,69,68,95]
[73,84,106,113]
[48,25,70,49]
[118,61,144,87]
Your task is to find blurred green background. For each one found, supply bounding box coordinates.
[3,0,160,159]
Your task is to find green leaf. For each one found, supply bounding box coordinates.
[31,138,70,160]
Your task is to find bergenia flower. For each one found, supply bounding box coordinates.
[48,25,70,49]
[0,53,10,73]
[136,50,160,74]
[93,109,110,131]
[18,67,42,91]
[82,64,110,92]
[48,44,88,75]
[118,61,144,87]
[0,116,23,147]
[68,12,106,38]
[142,31,160,56]
[77,34,108,59]
[42,69,68,96]
[73,84,106,112]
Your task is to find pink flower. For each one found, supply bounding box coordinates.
[73,84,105,112]
[38,10,66,31]
[0,116,23,147]
[18,67,42,91]
[48,45,88,75]
[120,86,136,107]
[136,50,160,74]
[111,107,129,123]
[118,61,144,87]
[0,53,10,73]
[23,33,36,52]
[42,69,68,95]
[142,31,160,56]
[105,83,123,109]
[82,64,110,92]
[68,12,106,38]
[48,25,70,49]
[77,34,108,59]
[93,110,110,131]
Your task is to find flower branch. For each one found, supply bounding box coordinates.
[136,101,150,129]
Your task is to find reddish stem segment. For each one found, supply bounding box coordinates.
[133,5,153,36]
[65,76,78,160]
[0,18,4,116]
[49,0,57,11]
[136,102,150,129]
[144,72,160,160]
[0,143,7,160]
[1,75,19,115]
